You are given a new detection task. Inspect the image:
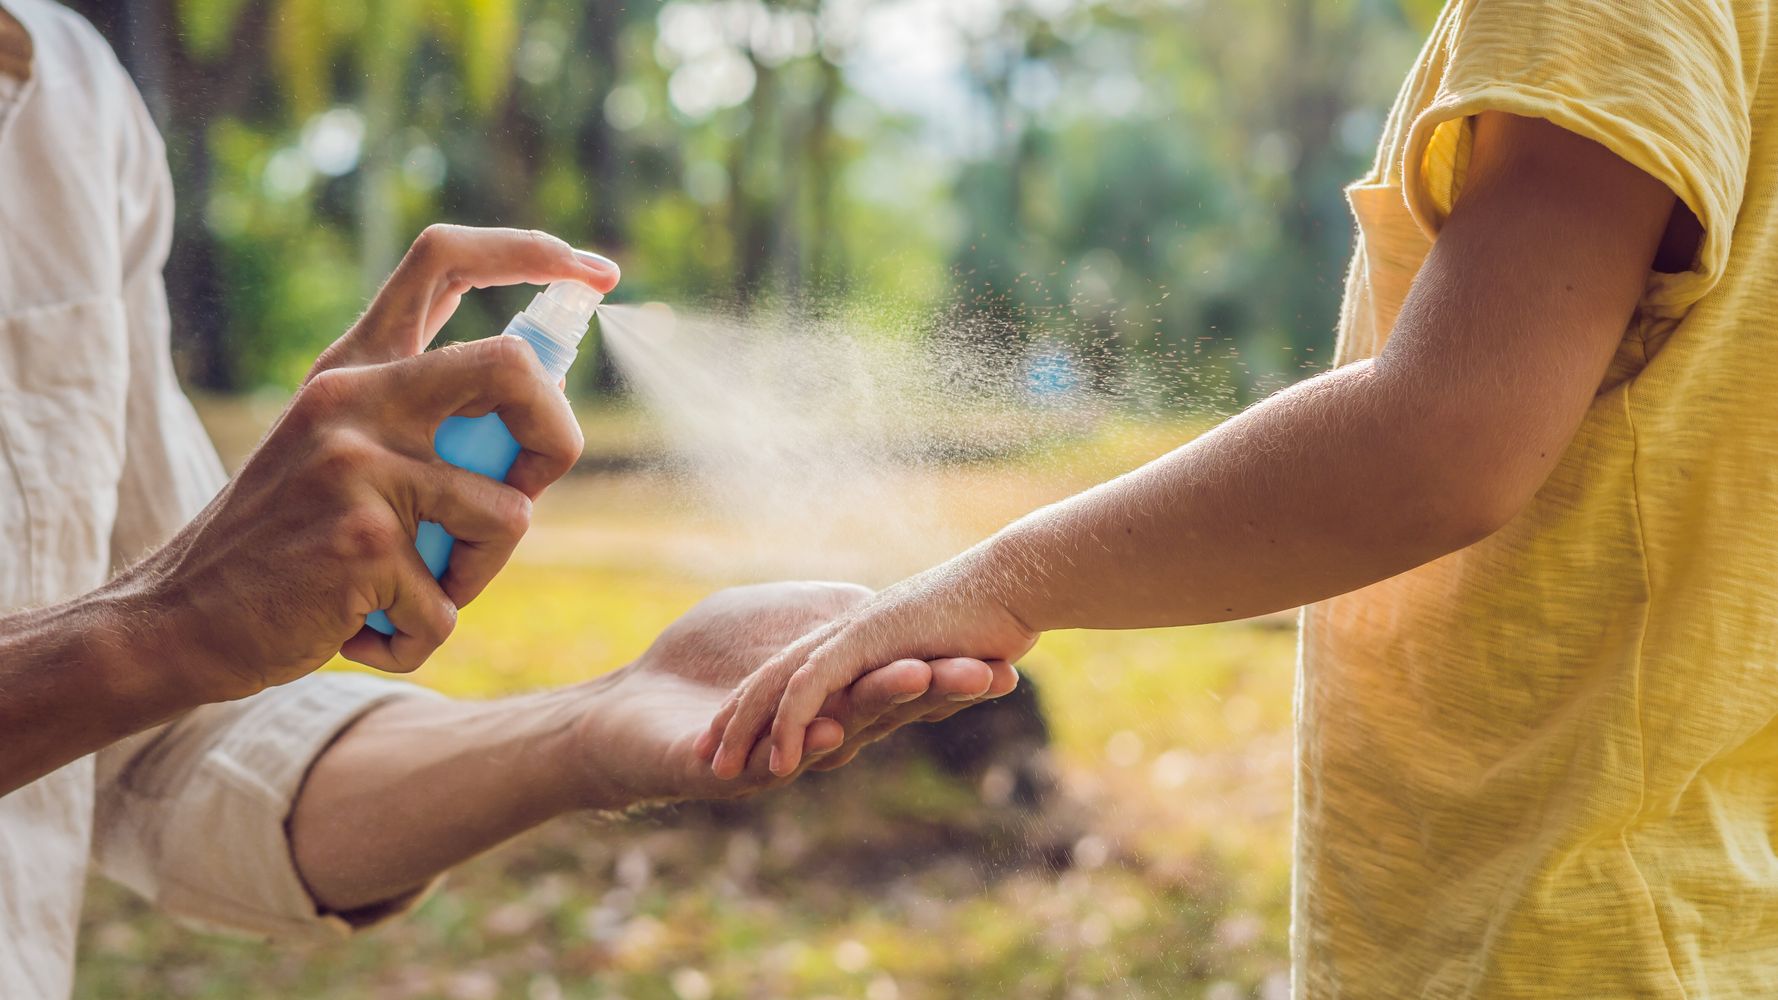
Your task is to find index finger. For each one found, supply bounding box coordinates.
[332,226,619,370]
[379,336,584,498]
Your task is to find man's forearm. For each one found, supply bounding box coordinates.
[287,679,616,914]
[0,580,205,796]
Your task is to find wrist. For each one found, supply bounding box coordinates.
[59,580,212,739]
[502,687,617,817]
[0,582,209,795]
[104,554,242,707]
[551,672,651,813]
[969,529,1047,637]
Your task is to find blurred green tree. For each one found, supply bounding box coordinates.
[68,0,1436,399]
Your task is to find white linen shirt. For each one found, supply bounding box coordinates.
[0,3,432,997]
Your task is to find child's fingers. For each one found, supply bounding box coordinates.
[713,655,799,780]
[766,669,822,776]
[709,622,840,777]
[769,639,878,776]
[695,693,740,761]
[782,657,932,769]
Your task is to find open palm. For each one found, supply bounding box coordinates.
[572,582,1015,806]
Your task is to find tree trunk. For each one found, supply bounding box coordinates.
[574,2,630,252]
[77,0,258,392]
[727,52,781,305]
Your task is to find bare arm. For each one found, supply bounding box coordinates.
[284,692,587,915]
[703,112,1685,777]
[288,582,1017,913]
[0,587,209,795]
[993,111,1673,630]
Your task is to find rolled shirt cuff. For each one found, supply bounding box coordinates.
[94,671,447,942]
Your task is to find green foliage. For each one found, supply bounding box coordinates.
[173,0,251,59]
[121,0,1438,397]
[267,0,364,116]
[431,0,521,112]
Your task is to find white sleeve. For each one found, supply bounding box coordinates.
[92,674,447,941]
[105,67,228,569]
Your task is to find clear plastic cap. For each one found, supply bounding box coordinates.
[523,281,604,348]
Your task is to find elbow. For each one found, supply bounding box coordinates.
[1439,490,1522,551]
[1366,376,1550,554]
[1402,456,1535,557]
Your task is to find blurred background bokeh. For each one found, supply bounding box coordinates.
[63,1,1442,997]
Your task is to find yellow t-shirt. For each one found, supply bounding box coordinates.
[1299,1,1778,996]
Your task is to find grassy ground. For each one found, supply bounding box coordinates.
[73,402,1297,1000]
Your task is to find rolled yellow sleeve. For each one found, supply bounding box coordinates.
[91,672,446,942]
[1398,0,1750,317]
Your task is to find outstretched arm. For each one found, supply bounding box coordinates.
[287,582,1015,913]
[703,111,1685,778]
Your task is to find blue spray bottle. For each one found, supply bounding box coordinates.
[366,280,603,636]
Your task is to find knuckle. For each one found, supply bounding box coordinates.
[486,332,538,381]
[567,413,587,458]
[784,669,816,700]
[312,426,379,477]
[293,366,355,421]
[728,703,759,735]
[339,588,373,630]
[494,488,533,539]
[333,508,395,562]
[412,223,455,260]
[429,339,476,368]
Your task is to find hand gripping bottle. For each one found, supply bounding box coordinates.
[366,281,602,636]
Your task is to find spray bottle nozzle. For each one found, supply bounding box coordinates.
[522,280,604,351]
[542,280,604,321]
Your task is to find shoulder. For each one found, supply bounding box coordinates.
[11,2,166,167]
[9,1,137,100]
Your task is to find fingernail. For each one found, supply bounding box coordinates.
[891,691,923,705]
[574,249,620,275]
[768,747,782,774]
[947,693,979,703]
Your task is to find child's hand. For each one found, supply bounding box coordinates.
[695,558,1039,779]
